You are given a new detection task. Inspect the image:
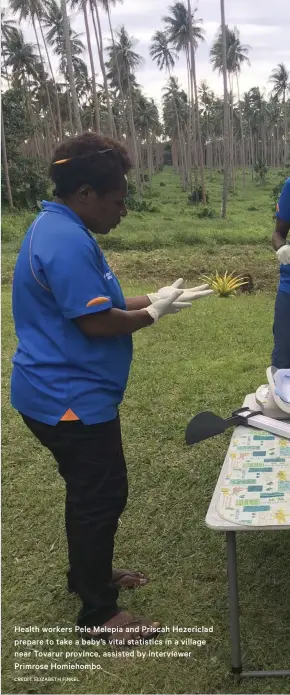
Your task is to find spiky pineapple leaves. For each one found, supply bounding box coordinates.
[202,270,248,297]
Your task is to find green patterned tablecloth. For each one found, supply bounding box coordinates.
[217,425,290,526]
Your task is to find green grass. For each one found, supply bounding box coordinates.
[2,168,290,694]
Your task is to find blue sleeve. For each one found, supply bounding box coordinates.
[41,231,113,320]
[276,178,290,223]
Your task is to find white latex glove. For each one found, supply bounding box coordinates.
[144,289,192,324]
[276,245,290,265]
[147,278,213,303]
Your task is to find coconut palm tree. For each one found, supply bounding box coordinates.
[270,63,290,166]
[1,107,13,207]
[4,28,39,85]
[210,25,250,189]
[1,11,17,41]
[9,0,59,138]
[133,91,161,178]
[1,11,18,86]
[98,0,128,137]
[163,76,189,184]
[88,0,115,136]
[210,25,250,77]
[106,26,144,94]
[43,0,83,132]
[150,30,177,72]
[198,81,215,167]
[70,0,100,132]
[60,0,82,132]
[4,28,44,155]
[163,1,206,198]
[150,30,188,185]
[106,26,144,191]
[186,0,206,202]
[219,0,230,218]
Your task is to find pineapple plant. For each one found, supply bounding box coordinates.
[202,271,248,297]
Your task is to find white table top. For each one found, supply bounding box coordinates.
[205,394,290,532]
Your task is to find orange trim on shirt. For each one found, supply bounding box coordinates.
[60,409,80,421]
[86,296,109,307]
[53,158,72,165]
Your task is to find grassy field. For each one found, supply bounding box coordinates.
[2,168,290,695]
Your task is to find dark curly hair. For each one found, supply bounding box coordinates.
[49,132,132,198]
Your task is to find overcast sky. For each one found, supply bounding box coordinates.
[3,0,290,107]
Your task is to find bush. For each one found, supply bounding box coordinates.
[254,157,268,185]
[126,179,159,212]
[188,186,209,205]
[197,206,216,219]
[1,155,49,209]
[271,166,290,216]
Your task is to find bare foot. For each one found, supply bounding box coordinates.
[111,569,149,589]
[85,611,160,644]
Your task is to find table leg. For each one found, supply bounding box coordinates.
[226,531,242,679]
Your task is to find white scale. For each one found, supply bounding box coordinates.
[185,368,290,445]
[236,367,290,440]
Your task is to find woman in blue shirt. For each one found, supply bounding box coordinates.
[272,177,290,368]
[11,132,212,642]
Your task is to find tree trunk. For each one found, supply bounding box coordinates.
[38,16,63,140]
[249,124,254,173]
[91,0,115,136]
[220,0,230,218]
[187,0,206,204]
[82,0,100,132]
[2,50,11,89]
[127,77,142,195]
[60,0,82,133]
[186,49,192,190]
[284,91,288,167]
[106,5,128,139]
[1,108,13,207]
[186,45,198,192]
[66,88,74,135]
[229,78,235,189]
[236,73,246,193]
[25,76,42,157]
[32,15,57,140]
[172,95,187,188]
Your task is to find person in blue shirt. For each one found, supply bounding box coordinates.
[11,132,212,642]
[272,177,290,368]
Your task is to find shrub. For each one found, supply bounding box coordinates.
[126,179,159,212]
[202,271,248,297]
[197,206,216,219]
[1,154,49,209]
[254,157,268,185]
[188,186,209,205]
[271,167,290,216]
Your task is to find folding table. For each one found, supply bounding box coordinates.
[205,394,290,681]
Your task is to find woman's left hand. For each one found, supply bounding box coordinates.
[147,278,213,303]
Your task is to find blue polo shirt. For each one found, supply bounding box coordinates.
[11,201,133,425]
[276,177,290,293]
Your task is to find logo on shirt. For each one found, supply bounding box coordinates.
[104,271,113,281]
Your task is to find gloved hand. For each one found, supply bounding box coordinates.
[147,278,213,303]
[144,289,192,324]
[276,245,290,265]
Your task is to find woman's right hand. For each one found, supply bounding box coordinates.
[144,289,192,323]
[276,244,290,265]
